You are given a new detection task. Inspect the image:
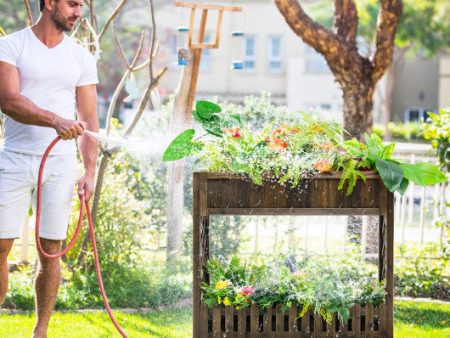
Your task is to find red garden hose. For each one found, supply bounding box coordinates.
[35,136,128,338]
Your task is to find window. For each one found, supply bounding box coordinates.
[267,36,283,73]
[404,107,433,122]
[243,36,256,70]
[304,45,329,73]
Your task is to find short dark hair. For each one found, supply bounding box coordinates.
[40,0,45,12]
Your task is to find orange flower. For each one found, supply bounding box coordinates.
[319,143,334,151]
[268,137,288,151]
[314,158,333,173]
[224,127,241,138]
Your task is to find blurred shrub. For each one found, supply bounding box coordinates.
[394,244,449,300]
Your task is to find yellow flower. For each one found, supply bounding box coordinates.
[215,280,231,290]
[223,297,231,306]
[217,296,222,304]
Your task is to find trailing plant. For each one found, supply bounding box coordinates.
[201,251,386,326]
[163,101,447,195]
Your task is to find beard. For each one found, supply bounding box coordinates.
[50,7,77,32]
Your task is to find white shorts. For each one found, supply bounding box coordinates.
[0,150,78,240]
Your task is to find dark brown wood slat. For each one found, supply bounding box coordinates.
[237,308,246,336]
[275,304,284,332]
[205,171,381,180]
[263,307,272,333]
[207,208,381,215]
[225,306,234,334]
[200,304,209,336]
[212,307,222,337]
[250,304,259,333]
[366,304,374,337]
[313,314,322,337]
[301,310,310,337]
[352,303,361,337]
[288,304,298,333]
[378,303,387,337]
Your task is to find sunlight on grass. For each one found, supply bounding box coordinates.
[1,300,449,337]
[0,308,192,338]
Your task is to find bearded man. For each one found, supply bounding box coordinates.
[0,1,99,337]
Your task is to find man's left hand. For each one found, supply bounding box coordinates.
[78,173,95,201]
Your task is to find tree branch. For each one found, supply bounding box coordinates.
[23,0,33,26]
[123,66,168,138]
[112,20,130,68]
[372,0,403,83]
[148,0,157,82]
[274,0,361,82]
[333,0,358,49]
[98,0,128,42]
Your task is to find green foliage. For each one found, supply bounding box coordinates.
[202,250,386,326]
[395,244,449,300]
[423,108,450,172]
[375,159,404,192]
[164,100,446,196]
[163,129,203,161]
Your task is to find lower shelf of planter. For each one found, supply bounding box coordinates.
[200,302,387,338]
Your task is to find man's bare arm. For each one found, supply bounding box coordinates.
[76,84,99,199]
[0,61,84,139]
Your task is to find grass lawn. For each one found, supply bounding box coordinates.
[0,300,448,337]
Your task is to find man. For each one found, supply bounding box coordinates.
[0,0,99,337]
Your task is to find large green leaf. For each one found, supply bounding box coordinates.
[375,159,404,192]
[396,178,410,196]
[381,143,395,160]
[399,162,447,186]
[195,100,221,120]
[162,129,199,161]
[365,133,384,162]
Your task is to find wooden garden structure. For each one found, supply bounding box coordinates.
[193,171,394,338]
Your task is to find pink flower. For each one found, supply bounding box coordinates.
[240,285,255,297]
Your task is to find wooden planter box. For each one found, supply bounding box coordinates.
[200,303,386,337]
[193,172,394,338]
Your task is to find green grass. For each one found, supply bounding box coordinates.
[0,300,449,338]
[0,308,192,338]
[394,300,450,338]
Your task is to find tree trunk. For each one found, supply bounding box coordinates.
[166,50,195,263]
[342,81,375,140]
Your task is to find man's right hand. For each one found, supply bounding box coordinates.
[53,116,86,140]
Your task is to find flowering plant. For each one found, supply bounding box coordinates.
[163,101,446,195]
[201,252,386,325]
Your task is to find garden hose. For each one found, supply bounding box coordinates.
[35,136,128,338]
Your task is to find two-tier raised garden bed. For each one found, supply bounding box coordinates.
[193,171,394,338]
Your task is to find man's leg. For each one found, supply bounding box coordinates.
[32,238,62,338]
[0,239,14,305]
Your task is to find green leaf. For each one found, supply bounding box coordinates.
[162,129,198,161]
[195,100,221,120]
[365,133,384,162]
[399,162,447,186]
[381,143,395,160]
[375,159,404,192]
[396,178,409,196]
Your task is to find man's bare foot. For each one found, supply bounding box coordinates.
[31,328,47,338]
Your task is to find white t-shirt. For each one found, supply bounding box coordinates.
[0,27,98,155]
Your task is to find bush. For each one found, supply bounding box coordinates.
[373,122,425,141]
[394,244,449,300]
[4,264,191,310]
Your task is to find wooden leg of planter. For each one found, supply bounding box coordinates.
[193,173,209,338]
[385,191,394,338]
